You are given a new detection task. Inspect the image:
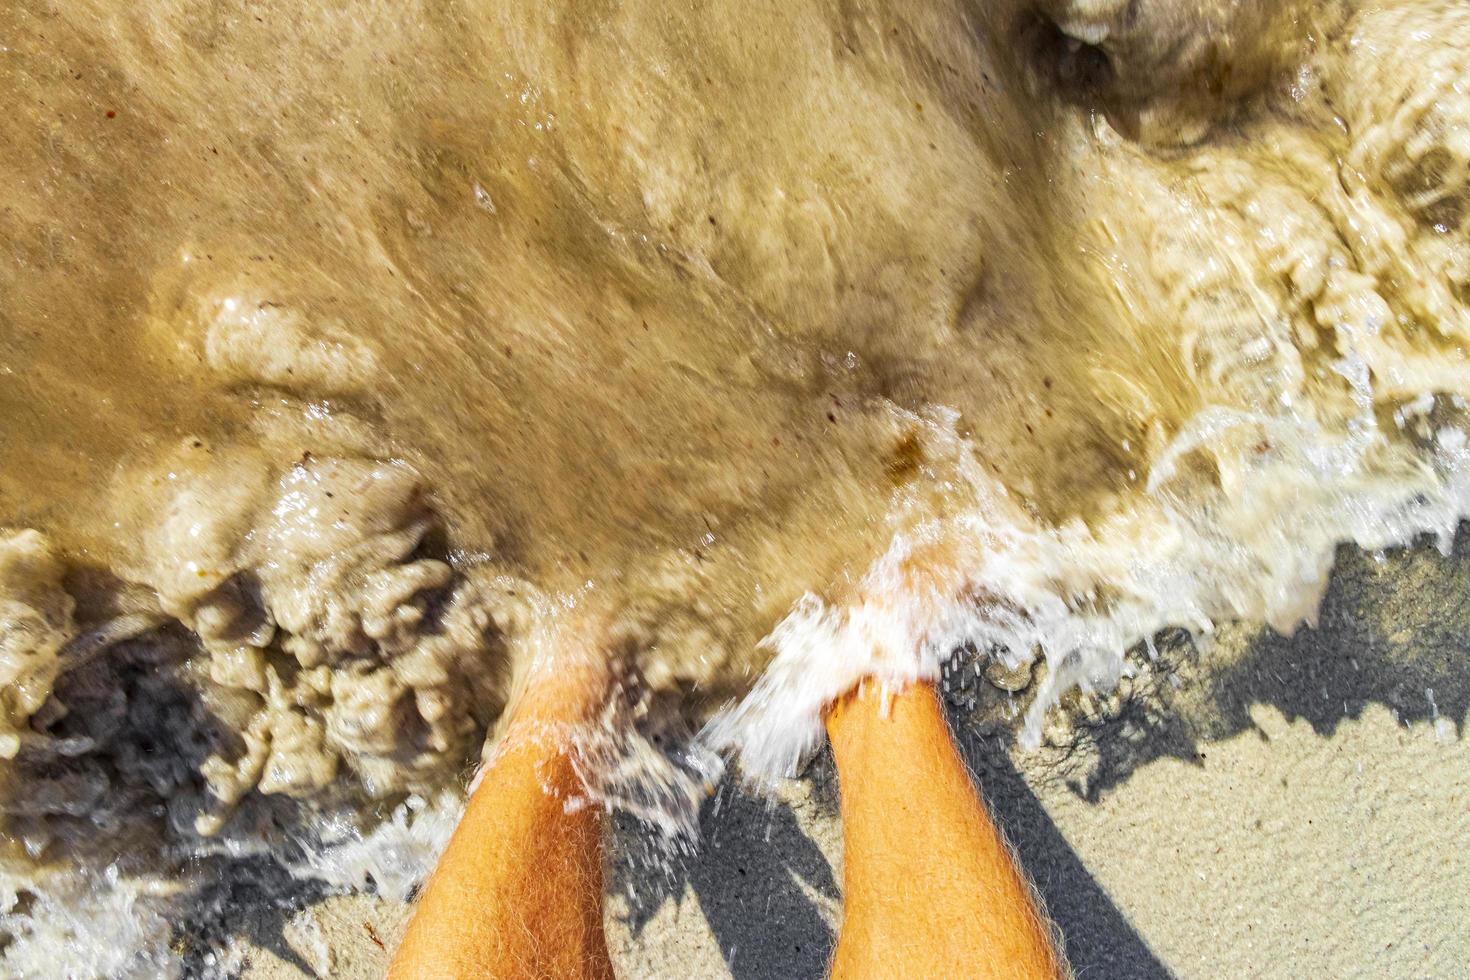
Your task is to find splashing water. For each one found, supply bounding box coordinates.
[4,0,1470,973]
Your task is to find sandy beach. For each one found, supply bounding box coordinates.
[236,537,1470,979]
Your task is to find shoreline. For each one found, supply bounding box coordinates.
[242,536,1470,979]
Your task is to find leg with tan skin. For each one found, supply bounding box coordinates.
[391,631,1060,978]
[825,680,1064,979]
[389,645,615,980]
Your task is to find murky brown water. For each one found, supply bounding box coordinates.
[3,0,1470,972]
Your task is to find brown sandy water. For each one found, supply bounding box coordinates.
[3,0,1470,973]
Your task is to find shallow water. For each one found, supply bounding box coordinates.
[3,0,1470,973]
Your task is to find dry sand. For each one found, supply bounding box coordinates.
[239,538,1470,980]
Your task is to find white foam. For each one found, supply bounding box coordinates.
[706,382,1470,783]
[0,866,181,980]
[288,792,464,902]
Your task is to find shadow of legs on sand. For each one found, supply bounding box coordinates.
[688,785,840,979]
[609,780,840,980]
[947,720,1175,979]
[611,746,1171,979]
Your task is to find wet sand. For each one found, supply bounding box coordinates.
[239,537,1470,978]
